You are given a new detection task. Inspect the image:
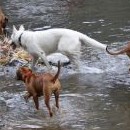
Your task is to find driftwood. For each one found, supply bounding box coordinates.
[0,36,32,65]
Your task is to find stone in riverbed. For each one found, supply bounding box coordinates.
[38,53,70,66]
[47,53,70,66]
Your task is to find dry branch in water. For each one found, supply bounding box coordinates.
[0,36,32,65]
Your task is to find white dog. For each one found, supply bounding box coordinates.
[11,25,107,70]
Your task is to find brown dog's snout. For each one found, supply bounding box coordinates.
[16,70,23,80]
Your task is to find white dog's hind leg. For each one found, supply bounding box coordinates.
[65,51,81,70]
[58,37,81,68]
[71,54,80,70]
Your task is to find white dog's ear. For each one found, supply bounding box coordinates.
[13,25,17,33]
[19,25,25,31]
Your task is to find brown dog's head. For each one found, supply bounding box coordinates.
[16,67,32,82]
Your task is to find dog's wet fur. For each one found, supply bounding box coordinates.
[16,61,61,117]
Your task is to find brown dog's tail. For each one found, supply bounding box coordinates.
[106,45,127,55]
[51,61,61,83]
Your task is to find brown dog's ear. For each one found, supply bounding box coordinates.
[17,67,32,82]
[21,67,32,76]
[21,67,31,73]
[22,69,32,83]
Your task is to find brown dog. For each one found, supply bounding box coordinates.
[0,7,8,35]
[16,61,61,117]
[106,42,130,58]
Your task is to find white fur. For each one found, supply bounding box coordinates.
[11,25,107,70]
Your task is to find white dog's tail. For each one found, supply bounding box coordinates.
[79,33,107,50]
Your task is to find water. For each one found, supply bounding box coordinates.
[1,0,130,130]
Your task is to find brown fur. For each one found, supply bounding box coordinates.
[106,42,130,58]
[16,61,61,117]
[0,7,8,35]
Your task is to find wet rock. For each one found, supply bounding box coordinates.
[47,53,70,66]
[38,53,70,67]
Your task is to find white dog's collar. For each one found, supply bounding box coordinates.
[18,32,23,46]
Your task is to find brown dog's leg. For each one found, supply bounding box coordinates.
[44,90,53,117]
[45,96,53,117]
[24,92,31,102]
[54,90,59,109]
[33,95,39,110]
[43,84,53,117]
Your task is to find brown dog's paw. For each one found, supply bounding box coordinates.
[50,112,53,117]
[23,95,29,103]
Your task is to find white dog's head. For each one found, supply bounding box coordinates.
[10,25,25,49]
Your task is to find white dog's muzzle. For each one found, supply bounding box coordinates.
[10,41,17,50]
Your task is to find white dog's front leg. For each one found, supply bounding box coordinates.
[39,52,52,70]
[31,56,39,70]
